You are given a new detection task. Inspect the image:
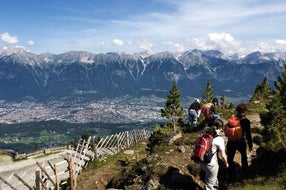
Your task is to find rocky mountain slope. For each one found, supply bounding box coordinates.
[0,48,285,102]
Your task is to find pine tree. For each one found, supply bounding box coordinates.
[201,80,215,104]
[260,77,271,96]
[251,77,272,102]
[220,95,227,108]
[161,82,185,131]
[260,64,286,151]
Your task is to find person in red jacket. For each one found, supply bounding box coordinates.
[226,103,253,170]
[201,97,220,127]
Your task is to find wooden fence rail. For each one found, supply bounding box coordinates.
[93,129,151,159]
[0,129,152,190]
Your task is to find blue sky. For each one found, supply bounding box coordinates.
[1,0,286,56]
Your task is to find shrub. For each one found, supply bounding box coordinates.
[147,124,173,153]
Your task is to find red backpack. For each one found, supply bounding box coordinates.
[191,133,215,163]
[201,103,213,120]
[224,115,243,141]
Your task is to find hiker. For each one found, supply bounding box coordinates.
[226,103,253,170]
[199,119,229,190]
[201,97,220,127]
[188,98,201,131]
[210,97,220,121]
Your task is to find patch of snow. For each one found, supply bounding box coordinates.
[80,56,94,64]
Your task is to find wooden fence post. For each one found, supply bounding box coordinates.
[54,164,60,190]
[46,161,60,190]
[91,136,96,161]
[127,131,130,147]
[68,156,75,190]
[35,170,41,190]
[14,173,34,190]
[36,162,56,188]
[117,134,119,152]
[0,175,18,190]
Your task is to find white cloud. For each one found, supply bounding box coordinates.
[191,38,214,50]
[112,39,124,46]
[137,40,155,53]
[255,41,281,53]
[1,45,8,50]
[27,40,34,46]
[99,41,105,47]
[1,32,18,44]
[162,41,185,52]
[208,33,234,43]
[173,43,185,52]
[275,39,286,45]
[126,41,133,45]
[203,33,244,55]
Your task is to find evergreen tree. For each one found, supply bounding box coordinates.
[220,95,227,108]
[260,64,286,151]
[201,80,215,104]
[161,82,185,131]
[34,142,39,151]
[81,133,91,141]
[251,77,272,102]
[260,77,271,96]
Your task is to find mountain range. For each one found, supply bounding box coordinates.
[0,48,285,102]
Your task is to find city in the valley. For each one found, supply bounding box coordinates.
[0,96,171,124]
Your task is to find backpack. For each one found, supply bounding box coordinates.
[224,115,243,141]
[191,133,215,163]
[201,103,213,120]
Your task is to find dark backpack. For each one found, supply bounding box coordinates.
[191,133,215,163]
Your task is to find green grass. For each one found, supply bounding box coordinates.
[229,185,284,190]
[76,141,150,189]
[229,173,286,190]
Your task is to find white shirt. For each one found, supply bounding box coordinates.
[209,135,225,165]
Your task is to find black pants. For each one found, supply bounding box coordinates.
[226,140,248,169]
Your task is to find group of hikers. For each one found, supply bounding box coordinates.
[188,97,220,131]
[187,98,253,190]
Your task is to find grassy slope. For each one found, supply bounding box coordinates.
[75,110,286,189]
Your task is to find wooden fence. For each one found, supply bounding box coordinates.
[14,146,68,160]
[0,129,152,190]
